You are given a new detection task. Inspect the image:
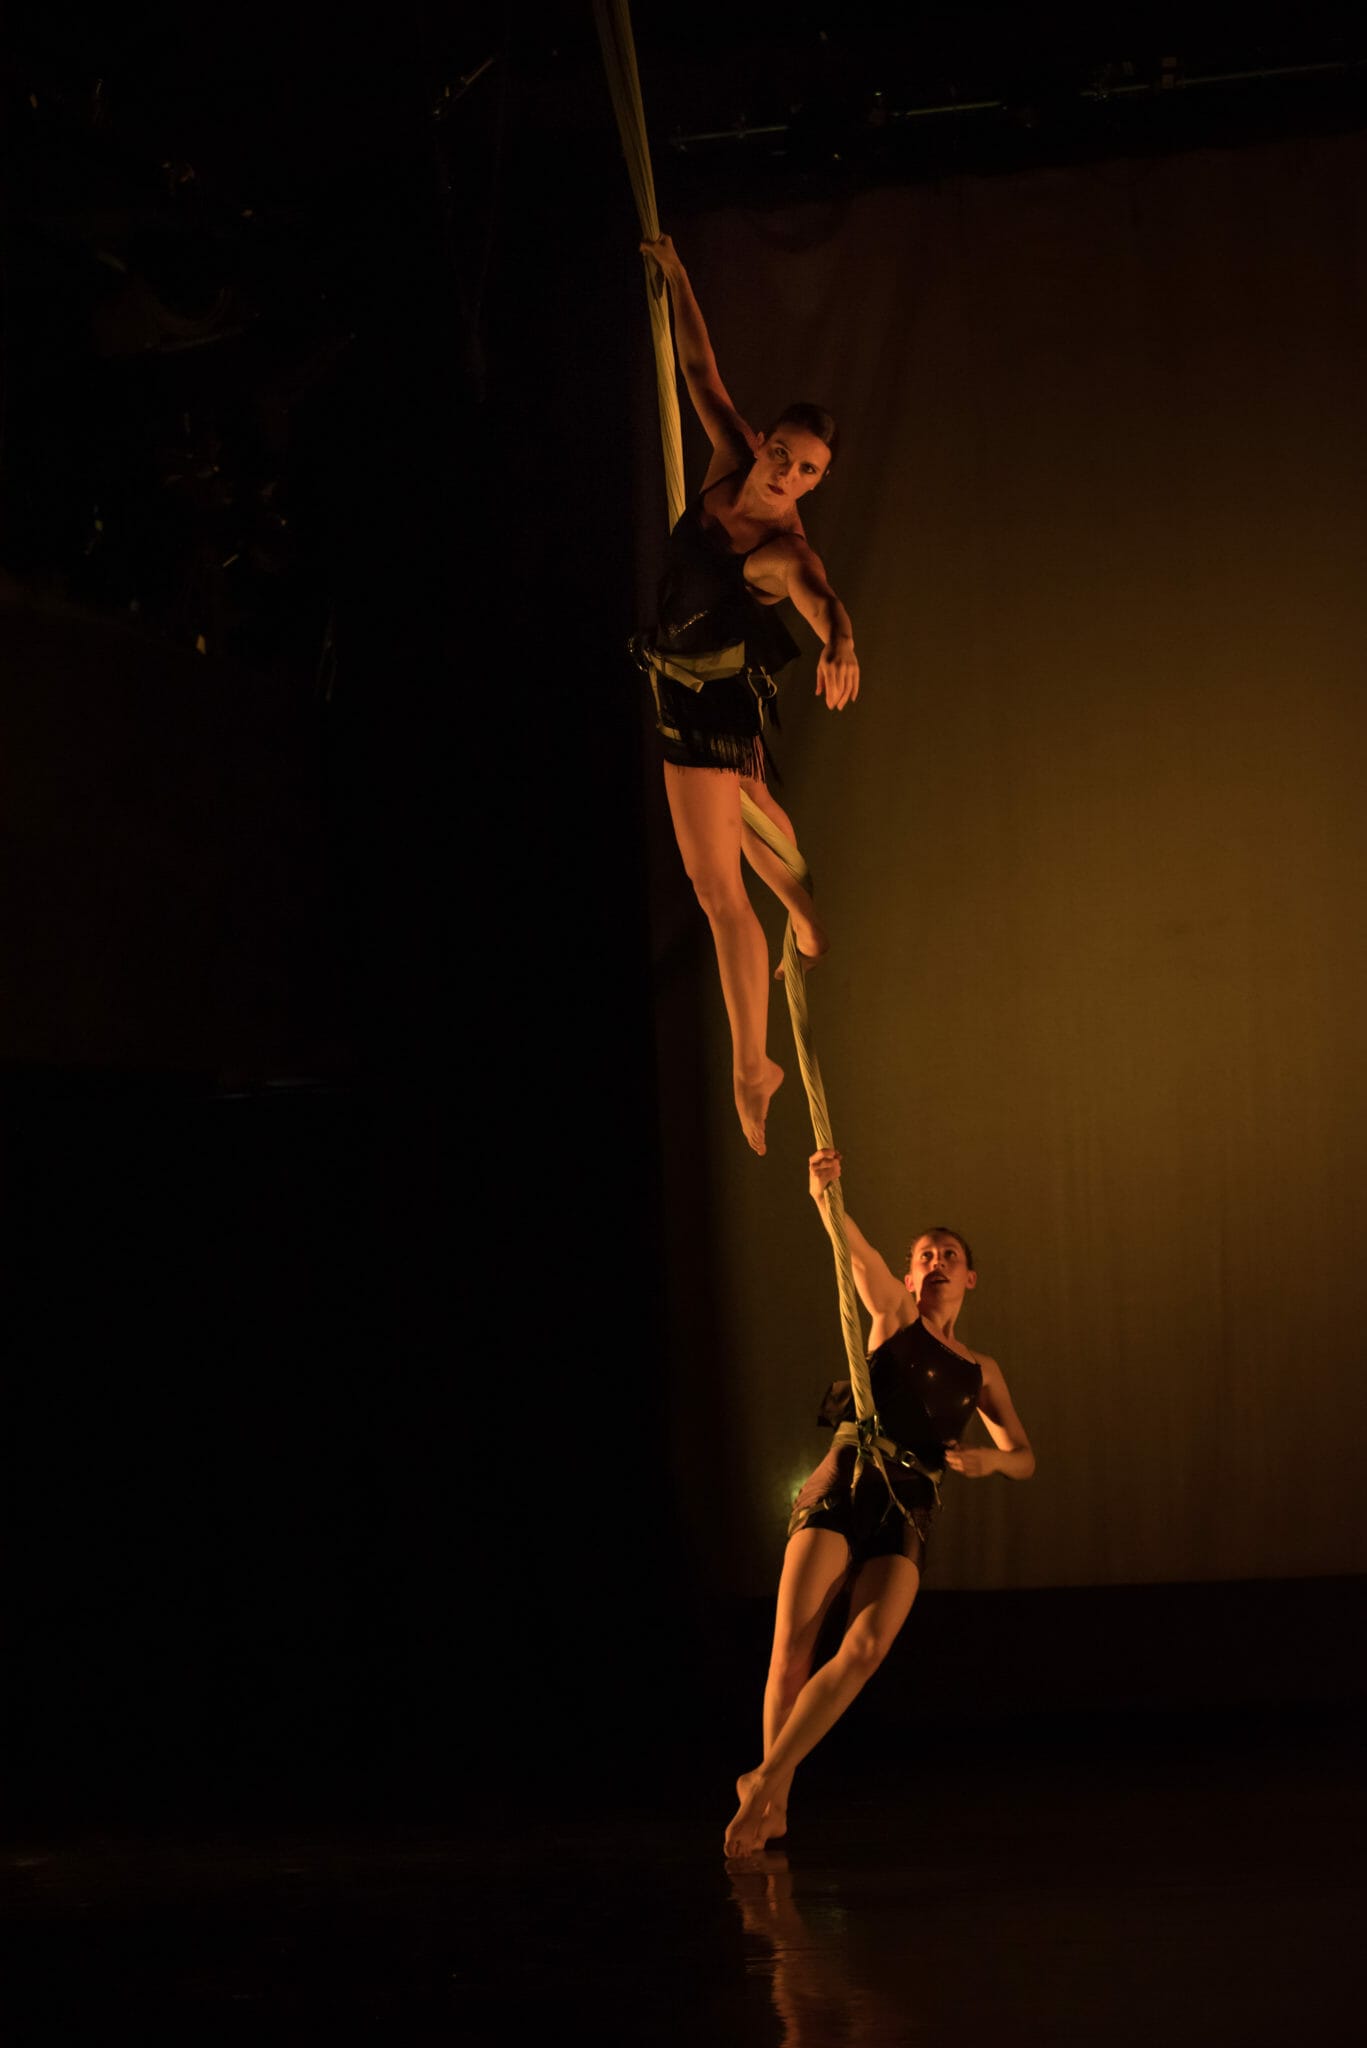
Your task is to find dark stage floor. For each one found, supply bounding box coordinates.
[8,1711,1362,2045]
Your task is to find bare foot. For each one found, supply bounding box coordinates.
[774,909,830,982]
[773,945,825,982]
[734,1059,783,1155]
[725,1768,789,1857]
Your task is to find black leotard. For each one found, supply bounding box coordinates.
[654,486,800,670]
[788,1320,983,1571]
[818,1318,982,1471]
[638,475,798,776]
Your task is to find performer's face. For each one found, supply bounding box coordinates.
[752,427,830,512]
[905,1233,976,1308]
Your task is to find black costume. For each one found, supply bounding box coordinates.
[635,473,799,778]
[787,1318,983,1573]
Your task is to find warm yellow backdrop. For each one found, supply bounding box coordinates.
[644,133,1367,1595]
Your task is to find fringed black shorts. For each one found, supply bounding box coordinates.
[648,666,777,781]
[787,1444,936,1574]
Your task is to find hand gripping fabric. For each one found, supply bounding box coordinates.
[595,0,905,1511]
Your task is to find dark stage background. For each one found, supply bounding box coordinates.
[4,7,1365,1833]
[3,6,666,1820]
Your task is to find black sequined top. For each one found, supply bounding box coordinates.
[818,1318,983,1466]
[652,481,800,677]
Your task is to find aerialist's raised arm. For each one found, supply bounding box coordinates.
[807,1148,907,1329]
[640,233,755,471]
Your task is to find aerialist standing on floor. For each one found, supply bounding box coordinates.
[724,1149,1036,1857]
[635,234,860,1156]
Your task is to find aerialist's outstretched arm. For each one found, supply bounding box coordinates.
[746,539,857,707]
[807,1148,908,1334]
[640,233,757,470]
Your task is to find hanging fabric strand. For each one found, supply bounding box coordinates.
[592,0,686,529]
[595,1,903,1502]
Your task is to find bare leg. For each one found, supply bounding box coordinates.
[726,1530,848,1855]
[738,777,829,977]
[762,1529,852,1758]
[664,764,783,1153]
[725,1552,920,1857]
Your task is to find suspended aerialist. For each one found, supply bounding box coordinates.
[724,1149,1036,1857]
[634,235,860,1155]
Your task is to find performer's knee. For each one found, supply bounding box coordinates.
[838,1620,895,1677]
[768,1629,815,1694]
[687,862,749,923]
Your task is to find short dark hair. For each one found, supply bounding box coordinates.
[906,1226,975,1273]
[764,403,839,468]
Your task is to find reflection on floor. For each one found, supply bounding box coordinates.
[8,1712,1363,2045]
